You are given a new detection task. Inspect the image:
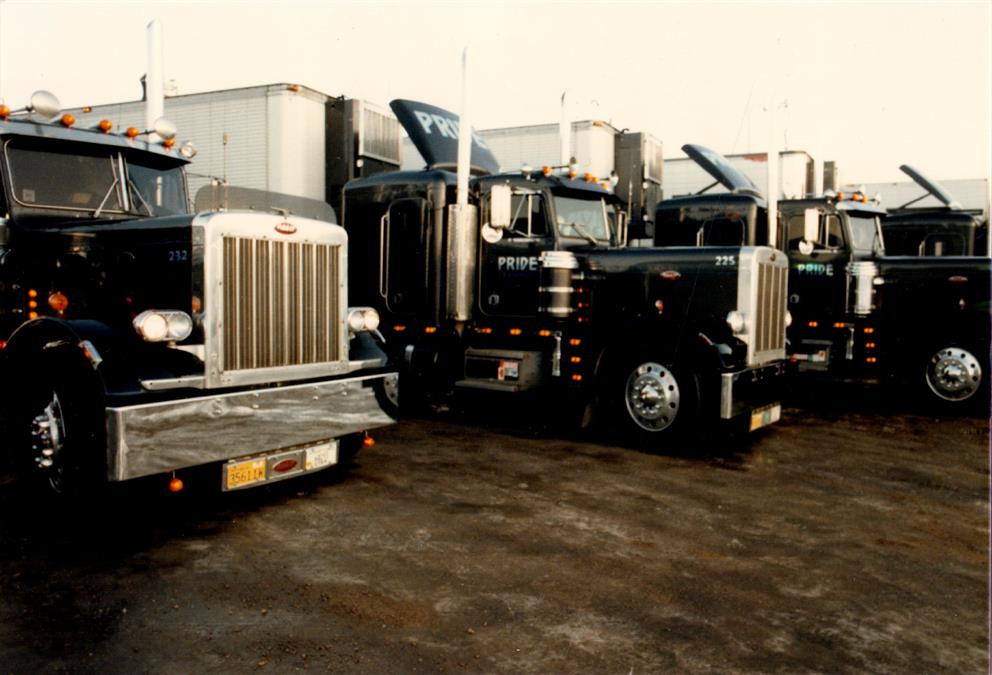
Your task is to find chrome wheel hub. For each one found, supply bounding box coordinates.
[926,348,982,402]
[30,393,66,485]
[625,362,680,431]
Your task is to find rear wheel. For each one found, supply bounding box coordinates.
[610,353,700,447]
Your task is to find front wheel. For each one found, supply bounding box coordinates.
[923,345,985,407]
[609,355,701,447]
[13,359,104,499]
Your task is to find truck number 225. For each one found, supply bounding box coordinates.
[715,255,736,266]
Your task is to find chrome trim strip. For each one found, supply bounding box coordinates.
[720,372,735,419]
[107,373,395,481]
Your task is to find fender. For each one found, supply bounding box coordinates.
[1,318,202,398]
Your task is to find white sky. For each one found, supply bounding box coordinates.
[0,0,989,183]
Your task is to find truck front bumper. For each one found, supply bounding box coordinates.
[105,373,396,481]
[719,361,785,430]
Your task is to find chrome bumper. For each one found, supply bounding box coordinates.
[105,373,396,481]
[719,362,784,420]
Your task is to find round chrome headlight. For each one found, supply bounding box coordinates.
[347,307,380,333]
[362,308,380,332]
[726,310,747,335]
[133,310,194,342]
[784,310,793,328]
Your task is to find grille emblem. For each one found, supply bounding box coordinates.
[275,221,297,235]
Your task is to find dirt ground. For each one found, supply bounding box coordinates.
[0,386,988,674]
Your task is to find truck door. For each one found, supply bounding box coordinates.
[478,190,552,318]
[784,210,850,324]
[381,197,430,316]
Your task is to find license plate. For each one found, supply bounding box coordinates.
[305,441,337,471]
[224,458,266,490]
[750,403,782,431]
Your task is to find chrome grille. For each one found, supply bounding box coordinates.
[755,260,788,357]
[222,236,340,372]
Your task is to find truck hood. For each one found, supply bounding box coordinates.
[898,165,962,210]
[682,144,764,197]
[390,99,500,175]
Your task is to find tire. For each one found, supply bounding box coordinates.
[13,355,105,499]
[922,344,986,409]
[608,352,701,448]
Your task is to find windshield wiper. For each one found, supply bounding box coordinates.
[127,179,154,216]
[92,178,122,219]
[566,221,600,245]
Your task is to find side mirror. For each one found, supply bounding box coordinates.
[489,184,511,229]
[481,184,512,244]
[617,211,628,247]
[799,208,818,254]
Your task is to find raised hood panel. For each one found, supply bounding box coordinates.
[682,144,763,197]
[390,99,500,175]
[898,165,962,209]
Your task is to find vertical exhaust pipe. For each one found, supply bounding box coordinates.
[767,93,779,247]
[559,91,571,169]
[447,47,478,322]
[145,20,165,142]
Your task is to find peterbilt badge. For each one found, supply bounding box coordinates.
[275,222,297,235]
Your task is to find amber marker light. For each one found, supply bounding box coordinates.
[424,326,437,334]
[125,127,140,139]
[570,356,582,364]
[538,329,552,337]
[569,338,581,346]
[865,342,876,349]
[866,357,878,364]
[571,374,583,382]
[808,321,819,328]
[509,328,522,336]
[362,435,376,449]
[0,340,6,350]
[163,138,176,150]
[97,119,113,133]
[392,324,406,332]
[48,292,69,313]
[28,311,38,320]
[477,327,492,334]
[59,114,75,127]
[542,166,552,176]
[169,475,184,493]
[0,104,10,120]
[28,289,38,298]
[864,327,875,334]
[833,322,846,329]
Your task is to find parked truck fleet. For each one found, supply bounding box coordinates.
[2,73,986,505]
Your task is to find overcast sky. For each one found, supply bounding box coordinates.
[0,0,989,183]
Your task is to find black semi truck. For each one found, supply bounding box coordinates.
[341,101,788,444]
[0,91,396,498]
[655,144,990,408]
[882,165,987,257]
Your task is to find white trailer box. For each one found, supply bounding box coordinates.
[67,84,400,211]
[664,150,816,200]
[402,119,622,179]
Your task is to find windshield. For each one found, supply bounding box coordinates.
[848,212,882,254]
[4,137,188,217]
[555,195,610,242]
[656,204,750,246]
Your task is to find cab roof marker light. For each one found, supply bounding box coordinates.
[0,103,10,120]
[59,114,75,127]
[96,119,113,133]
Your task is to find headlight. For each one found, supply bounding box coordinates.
[133,310,194,342]
[726,310,746,335]
[347,307,380,333]
[784,310,793,328]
